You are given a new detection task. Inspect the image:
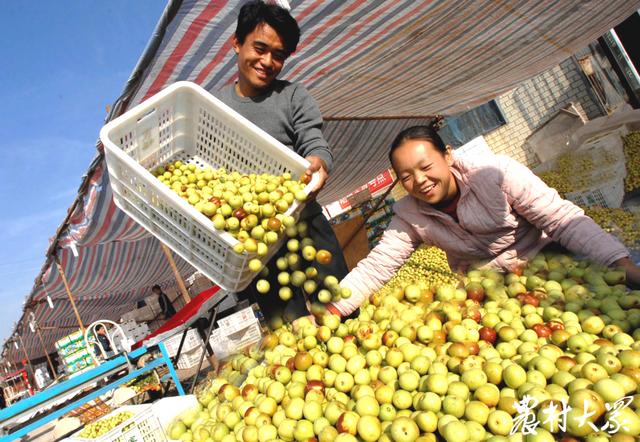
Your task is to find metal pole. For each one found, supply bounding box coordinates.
[55,258,85,331]
[160,243,192,304]
[189,294,228,394]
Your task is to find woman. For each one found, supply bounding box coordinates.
[327,125,640,317]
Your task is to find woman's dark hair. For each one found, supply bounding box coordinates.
[389,124,447,165]
[235,1,301,56]
[152,284,162,291]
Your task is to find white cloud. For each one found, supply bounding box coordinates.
[4,209,67,238]
[0,293,27,344]
[49,187,79,202]
[1,137,91,166]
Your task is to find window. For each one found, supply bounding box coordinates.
[439,100,507,148]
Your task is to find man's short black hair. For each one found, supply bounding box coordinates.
[235,1,300,56]
[152,284,161,291]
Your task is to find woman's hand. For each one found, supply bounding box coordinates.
[613,257,640,289]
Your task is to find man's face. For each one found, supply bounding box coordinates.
[232,22,287,96]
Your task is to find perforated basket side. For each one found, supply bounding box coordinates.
[111,407,165,442]
[67,405,155,442]
[566,177,625,208]
[106,152,249,292]
[193,104,297,176]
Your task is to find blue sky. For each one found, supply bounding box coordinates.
[0,2,167,345]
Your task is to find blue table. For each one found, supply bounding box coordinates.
[0,343,183,441]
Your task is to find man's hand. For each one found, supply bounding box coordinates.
[304,156,329,201]
[614,257,640,289]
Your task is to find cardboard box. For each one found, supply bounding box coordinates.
[208,305,264,359]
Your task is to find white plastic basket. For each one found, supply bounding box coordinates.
[100,81,319,292]
[566,176,626,208]
[151,395,199,441]
[163,329,203,357]
[66,405,164,442]
[534,132,627,208]
[209,319,262,360]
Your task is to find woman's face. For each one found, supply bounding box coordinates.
[392,139,456,205]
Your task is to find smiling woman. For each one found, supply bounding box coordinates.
[390,126,459,209]
[326,124,640,318]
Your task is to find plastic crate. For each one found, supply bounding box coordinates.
[163,329,203,357]
[66,405,165,442]
[534,132,627,208]
[100,81,319,292]
[151,395,199,440]
[209,319,262,360]
[566,176,626,208]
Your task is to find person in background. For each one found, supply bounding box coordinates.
[212,1,348,324]
[152,285,176,319]
[93,324,113,359]
[327,125,640,318]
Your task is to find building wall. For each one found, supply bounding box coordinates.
[483,57,605,167]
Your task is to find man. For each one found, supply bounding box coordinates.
[152,284,176,319]
[93,324,113,359]
[213,0,348,324]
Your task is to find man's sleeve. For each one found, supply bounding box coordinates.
[290,83,334,172]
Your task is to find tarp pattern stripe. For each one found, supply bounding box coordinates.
[125,0,640,118]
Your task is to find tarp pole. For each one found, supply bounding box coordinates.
[16,335,33,382]
[55,259,85,331]
[35,323,58,380]
[160,243,191,304]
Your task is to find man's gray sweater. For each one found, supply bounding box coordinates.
[213,80,334,172]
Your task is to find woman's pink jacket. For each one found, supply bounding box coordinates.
[329,153,629,317]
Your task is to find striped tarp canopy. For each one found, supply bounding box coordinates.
[2,162,195,362]
[4,0,639,363]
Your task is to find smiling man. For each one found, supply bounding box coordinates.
[213,0,348,324]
